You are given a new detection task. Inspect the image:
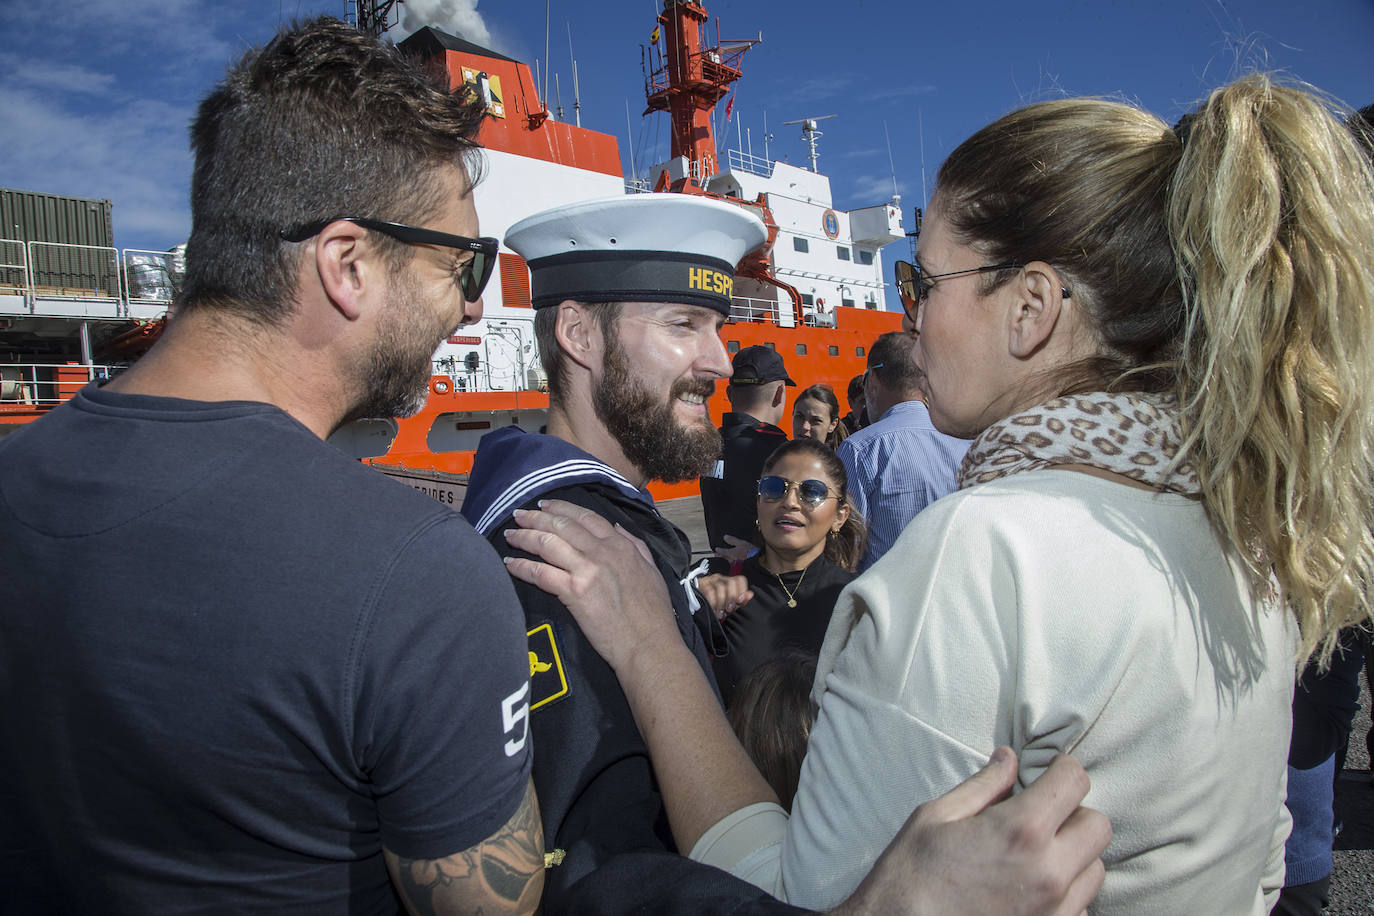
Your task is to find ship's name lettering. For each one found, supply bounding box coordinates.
[688,267,732,297]
[410,483,456,505]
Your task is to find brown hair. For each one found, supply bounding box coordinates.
[181,17,486,325]
[726,650,818,811]
[793,383,848,449]
[866,331,922,397]
[936,77,1374,662]
[534,301,622,408]
[761,437,866,572]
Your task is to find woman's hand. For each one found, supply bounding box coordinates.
[503,500,679,673]
[696,574,753,620]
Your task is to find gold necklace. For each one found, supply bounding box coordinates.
[773,563,808,608]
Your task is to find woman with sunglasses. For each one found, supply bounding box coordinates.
[505,75,1374,914]
[696,438,865,705]
[790,385,848,451]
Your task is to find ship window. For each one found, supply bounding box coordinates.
[499,253,531,308]
[837,246,850,261]
[793,237,809,253]
[796,344,807,356]
[764,342,776,350]
[828,345,839,356]
[727,340,740,353]
[856,346,865,357]
[801,293,814,306]
[842,296,855,308]
[858,249,874,265]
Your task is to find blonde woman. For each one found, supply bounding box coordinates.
[507,76,1374,914]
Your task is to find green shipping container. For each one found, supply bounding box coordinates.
[0,187,118,296]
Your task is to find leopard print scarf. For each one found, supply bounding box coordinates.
[956,392,1201,496]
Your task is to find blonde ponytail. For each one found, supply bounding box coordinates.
[1168,75,1374,662]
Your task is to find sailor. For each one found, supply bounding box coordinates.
[461,193,1111,916]
[461,193,764,906]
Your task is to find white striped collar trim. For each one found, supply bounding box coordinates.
[474,459,645,536]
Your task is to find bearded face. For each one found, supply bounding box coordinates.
[343,263,450,424]
[593,324,721,484]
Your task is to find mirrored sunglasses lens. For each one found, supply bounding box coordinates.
[798,480,830,506]
[758,476,787,500]
[895,262,917,308]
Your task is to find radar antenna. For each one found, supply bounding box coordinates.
[781,114,837,173]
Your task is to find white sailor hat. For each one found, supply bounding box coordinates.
[504,194,768,315]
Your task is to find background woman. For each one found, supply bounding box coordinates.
[696,438,864,704]
[790,384,847,450]
[507,75,1374,914]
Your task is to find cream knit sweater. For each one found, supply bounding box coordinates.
[693,470,1294,915]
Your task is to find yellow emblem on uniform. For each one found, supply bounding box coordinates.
[526,622,569,711]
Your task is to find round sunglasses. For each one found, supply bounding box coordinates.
[757,475,841,509]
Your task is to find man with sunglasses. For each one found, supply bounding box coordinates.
[837,331,970,570]
[0,19,540,915]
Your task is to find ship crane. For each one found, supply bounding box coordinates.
[781,114,837,173]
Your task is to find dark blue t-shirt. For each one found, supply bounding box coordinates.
[0,387,531,914]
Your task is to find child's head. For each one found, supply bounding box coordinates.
[726,650,818,810]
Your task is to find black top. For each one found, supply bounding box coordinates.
[701,411,788,548]
[708,553,855,706]
[486,480,721,904]
[0,388,531,914]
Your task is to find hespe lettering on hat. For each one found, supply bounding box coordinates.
[504,194,768,315]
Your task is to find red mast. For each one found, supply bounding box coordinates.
[644,0,751,190]
[642,1,801,315]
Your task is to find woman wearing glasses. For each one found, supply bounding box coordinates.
[506,75,1374,914]
[696,438,865,705]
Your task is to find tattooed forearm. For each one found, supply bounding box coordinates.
[386,778,544,916]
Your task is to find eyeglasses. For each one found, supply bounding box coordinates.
[279,217,499,303]
[894,259,1071,324]
[758,475,840,509]
[862,362,884,384]
[894,259,1019,319]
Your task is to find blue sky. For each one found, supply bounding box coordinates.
[2,0,1370,309]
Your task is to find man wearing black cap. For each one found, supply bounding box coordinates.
[700,345,794,550]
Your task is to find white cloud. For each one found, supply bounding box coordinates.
[846,172,907,204]
[0,88,193,246]
[869,83,937,101]
[398,0,492,47]
[0,54,117,96]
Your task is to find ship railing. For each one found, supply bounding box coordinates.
[0,239,181,318]
[728,295,780,324]
[0,362,117,408]
[0,238,30,299]
[724,149,773,178]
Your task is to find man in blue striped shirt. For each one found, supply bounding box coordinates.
[838,331,970,570]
